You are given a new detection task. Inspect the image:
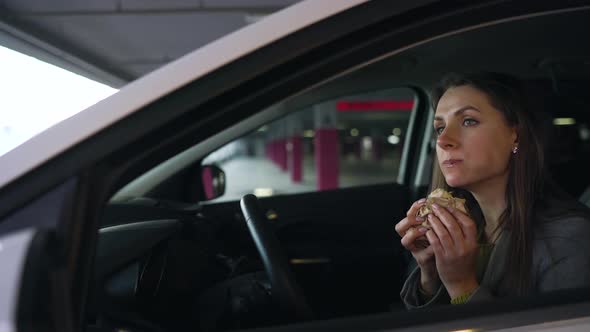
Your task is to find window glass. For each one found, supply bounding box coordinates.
[203,88,416,201]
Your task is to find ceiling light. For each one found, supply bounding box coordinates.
[553,118,576,125]
[388,135,400,145]
[254,188,274,197]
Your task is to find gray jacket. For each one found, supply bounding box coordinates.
[400,214,590,309]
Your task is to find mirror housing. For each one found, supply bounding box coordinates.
[201,164,226,200]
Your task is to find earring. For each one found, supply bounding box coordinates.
[512,145,519,154]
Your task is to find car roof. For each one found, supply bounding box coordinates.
[0,0,370,190]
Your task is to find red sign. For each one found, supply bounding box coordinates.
[336,100,414,112]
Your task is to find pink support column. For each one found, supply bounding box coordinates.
[272,140,279,165]
[268,141,275,163]
[278,138,288,171]
[315,128,339,190]
[201,167,215,200]
[290,135,303,182]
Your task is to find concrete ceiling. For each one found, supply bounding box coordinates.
[0,0,300,88]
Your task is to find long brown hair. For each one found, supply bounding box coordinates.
[430,72,546,295]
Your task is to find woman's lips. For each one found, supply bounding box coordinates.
[442,159,463,167]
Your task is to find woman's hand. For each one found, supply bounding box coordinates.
[425,203,479,298]
[395,199,440,294]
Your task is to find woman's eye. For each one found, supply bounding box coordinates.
[463,118,478,126]
[434,127,444,135]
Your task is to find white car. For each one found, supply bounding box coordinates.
[2,1,590,331]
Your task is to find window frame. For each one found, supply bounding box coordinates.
[197,87,420,202]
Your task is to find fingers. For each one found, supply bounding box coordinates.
[423,244,434,257]
[447,206,478,244]
[414,244,435,266]
[406,198,427,218]
[427,205,479,261]
[394,215,425,238]
[400,226,429,251]
[431,204,465,245]
[425,213,454,252]
[395,198,427,237]
[425,228,444,256]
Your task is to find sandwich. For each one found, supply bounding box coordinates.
[417,188,467,229]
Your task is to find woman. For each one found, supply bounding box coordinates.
[395,72,590,308]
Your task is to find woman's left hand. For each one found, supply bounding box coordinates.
[425,203,479,299]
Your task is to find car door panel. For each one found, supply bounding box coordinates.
[201,182,410,315]
[265,183,409,314]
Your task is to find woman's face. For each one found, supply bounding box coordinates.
[434,85,517,191]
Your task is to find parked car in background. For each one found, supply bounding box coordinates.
[3,1,590,331]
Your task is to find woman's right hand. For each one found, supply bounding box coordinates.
[395,198,440,295]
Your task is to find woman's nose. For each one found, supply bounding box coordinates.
[437,127,458,149]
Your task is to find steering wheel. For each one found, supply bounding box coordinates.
[240,194,313,321]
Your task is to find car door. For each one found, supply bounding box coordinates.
[0,228,44,332]
[0,179,80,332]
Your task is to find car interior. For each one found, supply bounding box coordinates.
[85,5,590,332]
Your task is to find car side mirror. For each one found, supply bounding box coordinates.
[201,164,226,200]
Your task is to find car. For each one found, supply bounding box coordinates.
[3,1,590,331]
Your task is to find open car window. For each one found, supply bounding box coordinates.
[203,88,417,201]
